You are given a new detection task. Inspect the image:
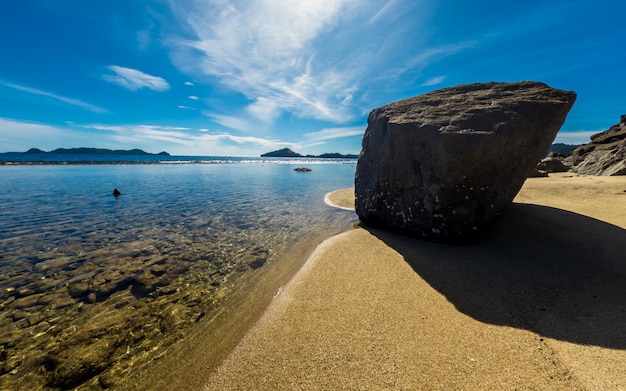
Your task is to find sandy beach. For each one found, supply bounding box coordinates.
[203,173,626,390]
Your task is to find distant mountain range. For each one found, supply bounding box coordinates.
[261,148,358,159]
[11,147,170,156]
[5,144,574,160]
[543,143,579,158]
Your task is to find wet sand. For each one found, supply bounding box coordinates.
[205,173,626,390]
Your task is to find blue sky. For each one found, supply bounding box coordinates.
[0,0,624,156]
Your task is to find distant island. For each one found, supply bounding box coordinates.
[14,147,170,156]
[261,148,358,159]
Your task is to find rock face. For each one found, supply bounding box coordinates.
[570,115,626,176]
[355,81,576,244]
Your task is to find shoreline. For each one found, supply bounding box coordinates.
[204,173,626,390]
[323,188,355,211]
[121,195,356,390]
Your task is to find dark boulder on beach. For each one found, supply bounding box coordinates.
[536,156,570,173]
[355,81,576,244]
[570,114,626,176]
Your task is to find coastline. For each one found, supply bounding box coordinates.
[121,206,356,390]
[323,188,355,211]
[204,173,626,390]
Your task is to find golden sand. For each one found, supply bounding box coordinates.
[204,173,626,390]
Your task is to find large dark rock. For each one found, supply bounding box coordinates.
[570,115,626,176]
[355,81,576,244]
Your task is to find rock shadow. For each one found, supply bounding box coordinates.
[367,203,626,349]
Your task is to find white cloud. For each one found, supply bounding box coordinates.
[390,43,475,80]
[0,117,103,151]
[82,122,294,155]
[246,97,281,124]
[303,126,364,142]
[0,117,298,156]
[205,112,258,134]
[103,65,170,92]
[87,124,190,133]
[167,0,361,123]
[553,130,598,145]
[137,30,151,50]
[184,81,194,86]
[0,115,363,155]
[166,0,468,131]
[419,75,446,87]
[188,95,199,100]
[0,81,108,113]
[370,0,400,24]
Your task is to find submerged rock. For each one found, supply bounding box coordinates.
[355,81,576,244]
[571,114,626,176]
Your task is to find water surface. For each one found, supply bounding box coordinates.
[0,161,356,390]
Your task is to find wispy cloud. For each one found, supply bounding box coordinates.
[136,29,152,50]
[370,0,400,24]
[0,117,103,151]
[303,126,364,142]
[205,113,258,133]
[390,43,475,80]
[83,122,294,155]
[299,125,364,150]
[0,80,108,113]
[553,130,598,145]
[246,97,281,124]
[419,75,446,87]
[102,65,170,92]
[166,0,468,131]
[167,0,366,125]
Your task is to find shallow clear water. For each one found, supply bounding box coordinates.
[0,162,356,390]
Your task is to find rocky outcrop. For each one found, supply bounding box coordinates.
[355,81,576,244]
[570,115,626,176]
[537,155,570,173]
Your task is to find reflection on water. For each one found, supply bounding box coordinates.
[0,163,356,390]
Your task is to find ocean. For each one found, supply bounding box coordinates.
[0,155,357,390]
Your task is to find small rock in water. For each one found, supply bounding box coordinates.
[113,188,121,197]
[294,167,312,172]
[249,257,267,269]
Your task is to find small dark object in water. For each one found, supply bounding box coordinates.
[249,257,267,269]
[294,167,312,172]
[113,188,121,197]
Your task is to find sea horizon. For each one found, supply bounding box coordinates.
[0,150,359,165]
